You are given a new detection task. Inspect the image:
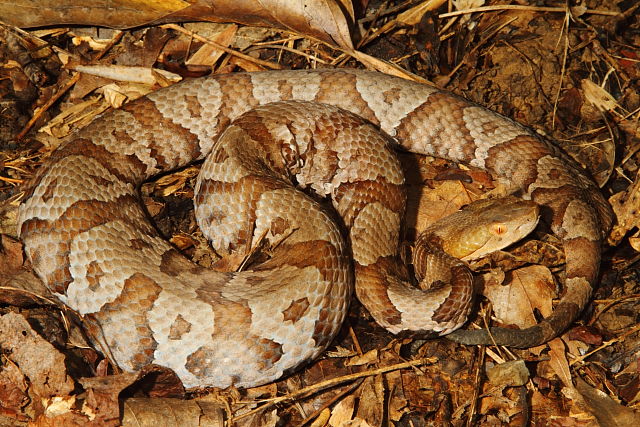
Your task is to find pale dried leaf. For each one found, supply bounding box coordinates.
[310,408,331,427]
[608,174,640,246]
[356,376,384,425]
[38,97,108,140]
[121,397,225,427]
[44,396,76,418]
[575,378,640,426]
[71,64,182,85]
[351,50,430,83]
[1,0,353,49]
[345,349,378,366]
[548,338,572,388]
[581,79,621,112]
[329,395,356,426]
[486,360,529,387]
[397,0,447,25]
[325,345,358,358]
[0,312,75,399]
[186,24,238,66]
[409,180,476,234]
[484,265,555,328]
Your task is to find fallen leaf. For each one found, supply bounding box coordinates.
[186,24,238,66]
[0,312,75,399]
[121,397,225,427]
[575,378,640,427]
[486,360,529,387]
[2,0,354,49]
[329,395,356,426]
[345,349,378,366]
[608,173,640,246]
[548,338,572,388]
[483,265,555,329]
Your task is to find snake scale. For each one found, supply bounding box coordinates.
[18,69,613,389]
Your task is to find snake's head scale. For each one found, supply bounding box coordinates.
[459,198,540,261]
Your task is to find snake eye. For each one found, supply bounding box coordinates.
[493,224,507,235]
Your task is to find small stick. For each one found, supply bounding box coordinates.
[16,72,81,140]
[230,357,436,422]
[160,24,283,70]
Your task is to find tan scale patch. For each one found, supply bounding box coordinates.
[355,259,404,326]
[40,177,58,203]
[485,135,554,190]
[218,73,259,126]
[257,239,344,283]
[333,180,405,228]
[395,93,477,162]
[128,238,152,251]
[383,87,403,104]
[168,314,193,340]
[183,94,203,119]
[86,261,106,292]
[315,71,377,124]
[120,100,201,171]
[282,297,310,323]
[20,194,143,293]
[41,138,147,185]
[431,264,472,324]
[277,79,294,99]
[270,216,290,236]
[160,249,202,277]
[86,173,114,187]
[91,273,163,370]
[311,307,333,348]
[255,338,284,369]
[563,236,600,284]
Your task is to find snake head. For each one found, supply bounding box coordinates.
[455,198,540,261]
[419,197,540,262]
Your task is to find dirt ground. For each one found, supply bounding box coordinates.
[1,0,639,425]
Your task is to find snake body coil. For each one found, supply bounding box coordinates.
[18,70,613,388]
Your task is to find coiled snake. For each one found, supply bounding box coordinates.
[18,70,613,388]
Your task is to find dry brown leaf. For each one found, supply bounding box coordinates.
[2,0,353,49]
[485,360,529,387]
[121,397,225,427]
[0,312,75,400]
[154,166,199,197]
[329,394,356,426]
[0,361,31,423]
[78,373,139,425]
[408,180,477,234]
[186,24,238,66]
[0,235,53,305]
[0,234,23,277]
[397,0,447,25]
[350,50,430,83]
[575,378,640,426]
[345,349,378,366]
[483,265,555,328]
[70,64,182,85]
[581,78,622,114]
[562,138,615,189]
[355,376,384,425]
[547,338,572,388]
[608,172,640,246]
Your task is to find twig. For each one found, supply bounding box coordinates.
[230,357,436,422]
[16,72,81,140]
[439,5,619,19]
[570,323,640,366]
[246,44,328,64]
[297,378,365,426]
[160,24,283,70]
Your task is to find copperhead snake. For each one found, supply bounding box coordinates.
[18,69,613,389]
